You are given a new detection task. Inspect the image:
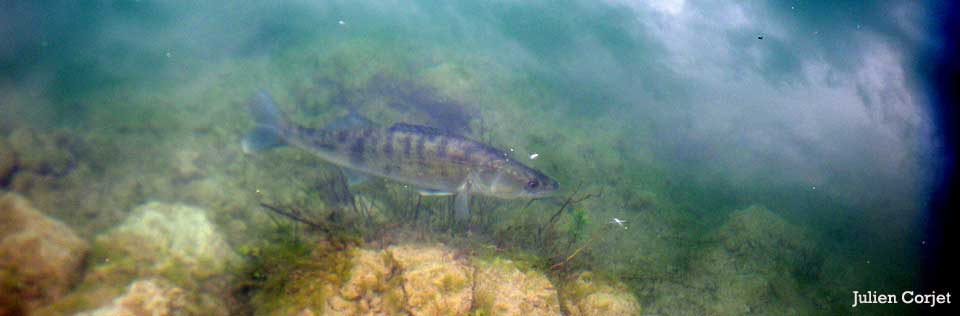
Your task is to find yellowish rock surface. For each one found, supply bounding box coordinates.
[0,193,89,315]
[74,278,188,316]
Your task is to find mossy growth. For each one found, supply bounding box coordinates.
[235,221,359,316]
[567,208,590,244]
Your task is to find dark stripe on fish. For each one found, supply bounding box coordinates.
[402,136,412,158]
[437,138,448,158]
[384,130,394,158]
[416,135,426,160]
[350,136,365,165]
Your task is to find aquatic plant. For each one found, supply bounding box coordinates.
[233,220,358,316]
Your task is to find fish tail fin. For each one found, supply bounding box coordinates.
[242,90,289,154]
[249,90,289,129]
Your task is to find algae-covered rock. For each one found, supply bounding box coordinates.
[647,205,816,316]
[561,272,641,316]
[7,128,75,177]
[702,205,816,316]
[388,244,473,316]
[0,193,89,315]
[473,258,561,316]
[94,202,240,280]
[254,242,631,316]
[718,205,814,267]
[74,278,188,316]
[257,243,573,316]
[322,249,405,316]
[37,202,237,316]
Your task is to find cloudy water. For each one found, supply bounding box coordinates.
[1,1,955,315]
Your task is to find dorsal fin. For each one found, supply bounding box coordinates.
[387,123,460,137]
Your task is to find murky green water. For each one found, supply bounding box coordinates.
[0,1,941,315]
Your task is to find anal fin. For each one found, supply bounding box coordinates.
[418,188,454,196]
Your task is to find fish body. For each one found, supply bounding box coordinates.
[243,91,559,219]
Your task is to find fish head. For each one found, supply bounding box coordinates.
[480,159,559,198]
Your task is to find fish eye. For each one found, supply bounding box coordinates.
[527,180,540,189]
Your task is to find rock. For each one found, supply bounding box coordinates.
[699,205,816,316]
[94,202,239,280]
[561,272,641,316]
[174,149,204,181]
[388,245,473,316]
[0,193,89,315]
[7,128,75,177]
[642,205,817,316]
[473,258,561,316]
[34,202,237,316]
[323,249,405,316]
[74,278,188,316]
[257,243,628,316]
[718,205,814,267]
[0,139,16,184]
[264,243,570,316]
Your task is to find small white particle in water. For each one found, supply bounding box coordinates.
[165,52,171,58]
[922,240,926,245]
[509,148,514,152]
[529,153,539,160]
[812,186,816,190]
[866,260,871,264]
[338,20,345,25]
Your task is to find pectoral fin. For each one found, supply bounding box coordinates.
[242,126,286,154]
[454,192,470,221]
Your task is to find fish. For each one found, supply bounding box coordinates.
[242,90,559,220]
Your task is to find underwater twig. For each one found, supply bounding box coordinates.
[547,183,583,226]
[549,234,598,271]
[544,183,602,233]
[258,202,330,234]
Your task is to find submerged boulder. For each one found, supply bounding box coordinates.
[561,272,641,316]
[0,193,89,315]
[387,245,474,316]
[323,249,405,316]
[644,205,817,316]
[473,258,561,316]
[93,202,240,280]
[703,205,816,316]
[36,202,238,316]
[6,128,75,177]
[260,243,571,316]
[74,278,188,316]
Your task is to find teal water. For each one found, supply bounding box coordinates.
[0,1,939,315]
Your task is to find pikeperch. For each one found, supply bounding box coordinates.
[242,90,559,220]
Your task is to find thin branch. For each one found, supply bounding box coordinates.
[258,202,330,234]
[549,235,597,271]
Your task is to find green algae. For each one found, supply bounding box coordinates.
[237,222,359,316]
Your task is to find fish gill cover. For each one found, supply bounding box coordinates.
[0,0,952,316]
